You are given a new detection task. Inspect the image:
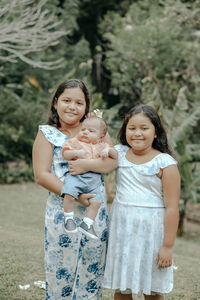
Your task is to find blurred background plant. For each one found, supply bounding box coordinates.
[0,0,199,233]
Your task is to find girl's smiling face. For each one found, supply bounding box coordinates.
[126,113,156,153]
[54,87,86,127]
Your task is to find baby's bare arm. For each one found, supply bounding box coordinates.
[63,149,86,160]
[108,147,118,159]
[100,146,118,160]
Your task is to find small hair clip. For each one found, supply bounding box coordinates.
[93,109,103,118]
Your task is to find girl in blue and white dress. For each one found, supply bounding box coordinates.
[32,79,117,300]
[103,105,181,300]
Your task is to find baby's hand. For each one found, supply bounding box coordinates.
[156,246,173,269]
[100,148,109,159]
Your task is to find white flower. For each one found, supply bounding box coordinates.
[93,109,103,118]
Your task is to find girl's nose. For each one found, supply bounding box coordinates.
[68,101,76,109]
[135,129,141,136]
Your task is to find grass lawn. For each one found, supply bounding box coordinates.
[0,183,199,300]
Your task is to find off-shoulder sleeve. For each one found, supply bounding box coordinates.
[114,144,129,154]
[137,153,177,176]
[114,144,130,165]
[39,125,67,147]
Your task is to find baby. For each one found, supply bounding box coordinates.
[62,116,117,239]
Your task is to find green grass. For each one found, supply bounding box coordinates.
[0,183,199,300]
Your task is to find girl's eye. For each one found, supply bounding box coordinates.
[77,102,83,105]
[142,128,148,130]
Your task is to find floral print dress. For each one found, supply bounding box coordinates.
[39,125,108,300]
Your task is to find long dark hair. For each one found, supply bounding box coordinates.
[47,79,90,128]
[118,104,173,155]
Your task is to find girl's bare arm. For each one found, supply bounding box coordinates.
[68,155,118,175]
[156,164,180,268]
[32,131,63,195]
[33,131,95,206]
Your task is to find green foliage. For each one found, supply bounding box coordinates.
[99,0,200,213]
[0,161,34,184]
[158,86,200,204]
[0,86,45,162]
[101,0,200,109]
[0,84,47,182]
[0,0,94,183]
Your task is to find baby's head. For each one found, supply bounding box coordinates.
[78,117,107,144]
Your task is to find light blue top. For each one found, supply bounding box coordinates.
[39,125,68,182]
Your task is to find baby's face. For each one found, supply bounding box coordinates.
[78,119,104,143]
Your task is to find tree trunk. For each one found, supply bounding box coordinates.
[177,209,185,237]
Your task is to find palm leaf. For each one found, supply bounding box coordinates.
[185,144,200,160]
[173,107,200,143]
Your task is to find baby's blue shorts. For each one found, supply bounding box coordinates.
[61,171,103,202]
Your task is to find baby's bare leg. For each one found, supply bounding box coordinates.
[63,194,77,233]
[86,200,101,220]
[63,194,75,212]
[79,200,101,239]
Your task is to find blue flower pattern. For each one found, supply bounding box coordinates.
[87,263,99,276]
[61,286,72,297]
[54,212,64,224]
[58,234,72,248]
[100,229,108,242]
[40,125,108,299]
[86,280,98,293]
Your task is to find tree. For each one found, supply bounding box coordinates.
[98,0,200,234]
[62,0,133,104]
[161,87,200,235]
[101,0,200,109]
[0,0,67,70]
[0,0,93,183]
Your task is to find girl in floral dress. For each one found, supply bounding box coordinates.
[32,79,117,299]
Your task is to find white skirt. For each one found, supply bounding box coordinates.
[103,201,173,296]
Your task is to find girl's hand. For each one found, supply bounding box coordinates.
[78,193,96,207]
[156,246,173,269]
[68,159,89,175]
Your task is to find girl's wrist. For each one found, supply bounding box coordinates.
[162,243,173,249]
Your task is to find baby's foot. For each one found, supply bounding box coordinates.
[64,218,78,233]
[79,221,98,240]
